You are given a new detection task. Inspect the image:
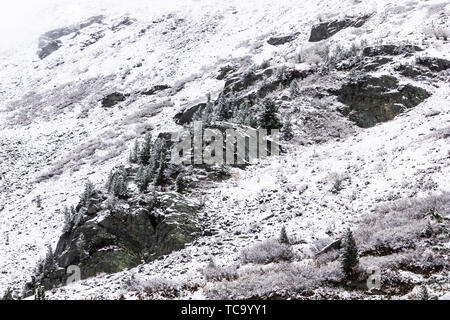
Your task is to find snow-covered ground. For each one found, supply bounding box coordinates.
[0,0,449,299]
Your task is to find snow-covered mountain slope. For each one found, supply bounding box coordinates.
[0,0,449,299]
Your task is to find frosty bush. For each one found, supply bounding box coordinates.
[240,239,293,264]
[205,261,343,299]
[297,43,330,66]
[355,192,450,268]
[202,263,239,282]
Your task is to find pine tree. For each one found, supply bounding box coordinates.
[36,195,42,209]
[106,167,128,198]
[135,165,151,192]
[81,181,95,205]
[203,96,215,125]
[129,139,140,163]
[290,80,300,97]
[279,226,290,245]
[106,195,117,213]
[420,285,429,300]
[155,148,167,189]
[424,221,433,238]
[341,228,359,277]
[175,173,186,193]
[140,133,153,165]
[282,115,294,141]
[192,107,203,122]
[112,174,128,198]
[149,138,165,175]
[62,206,74,233]
[148,188,159,211]
[34,286,46,300]
[43,244,56,274]
[216,94,230,121]
[1,288,14,300]
[259,98,283,129]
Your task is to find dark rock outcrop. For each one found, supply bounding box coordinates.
[416,57,450,72]
[35,191,199,291]
[309,15,371,42]
[267,34,298,46]
[333,75,431,128]
[217,65,237,80]
[101,92,127,108]
[38,40,63,60]
[394,64,433,79]
[141,85,171,96]
[315,239,342,257]
[362,45,423,57]
[174,102,206,125]
[37,15,104,59]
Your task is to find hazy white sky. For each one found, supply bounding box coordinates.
[0,0,192,51]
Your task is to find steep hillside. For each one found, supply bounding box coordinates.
[0,0,449,300]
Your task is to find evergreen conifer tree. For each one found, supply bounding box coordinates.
[341,228,359,277]
[112,175,128,198]
[43,244,56,274]
[34,286,46,300]
[259,98,283,129]
[129,139,140,163]
[1,288,14,300]
[216,94,230,121]
[155,148,167,189]
[282,115,294,141]
[279,226,290,245]
[420,285,429,300]
[81,181,95,205]
[140,133,153,165]
[175,173,186,193]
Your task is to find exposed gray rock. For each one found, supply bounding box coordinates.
[141,85,171,96]
[37,40,63,60]
[416,57,450,72]
[267,34,298,46]
[101,92,127,108]
[217,65,237,80]
[174,102,206,125]
[315,239,341,257]
[333,75,431,128]
[394,64,433,79]
[35,191,199,290]
[362,44,423,57]
[37,15,104,59]
[309,15,371,42]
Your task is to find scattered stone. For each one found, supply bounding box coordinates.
[101,93,127,108]
[309,15,371,42]
[141,85,171,96]
[362,45,423,57]
[267,34,298,46]
[416,57,450,72]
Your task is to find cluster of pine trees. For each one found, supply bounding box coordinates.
[129,133,172,192]
[192,93,289,132]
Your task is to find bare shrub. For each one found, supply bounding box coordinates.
[355,193,450,255]
[202,264,239,282]
[204,261,343,299]
[240,240,293,264]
